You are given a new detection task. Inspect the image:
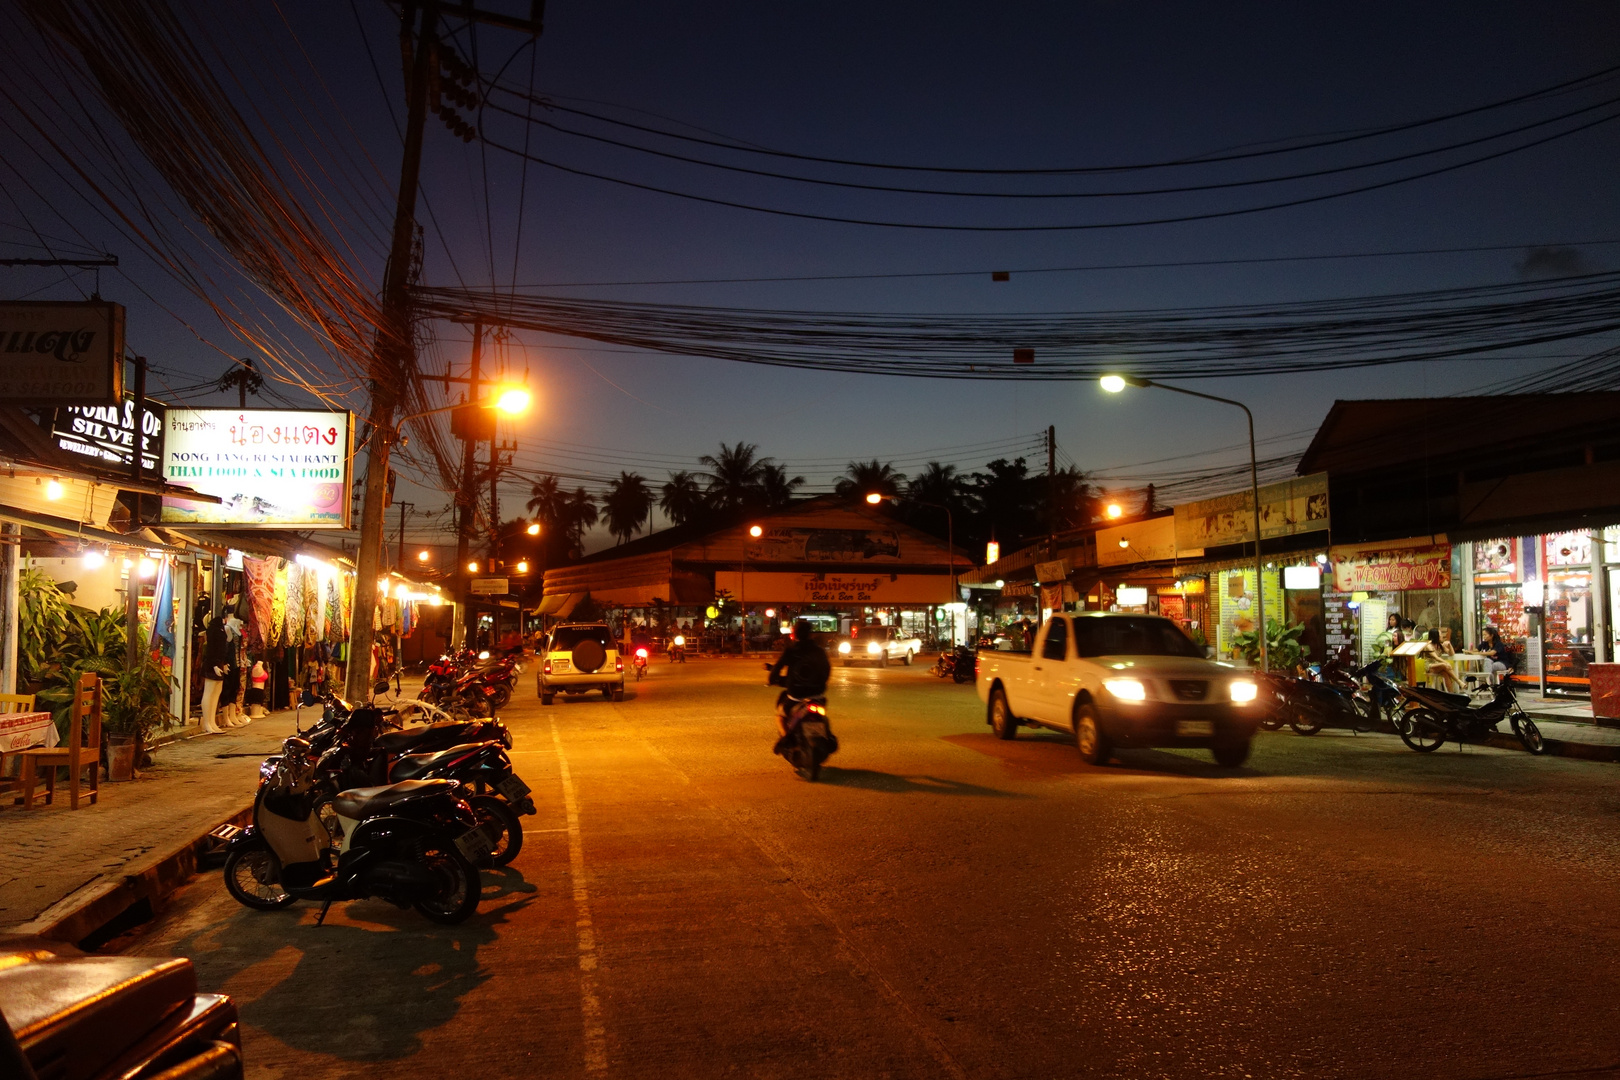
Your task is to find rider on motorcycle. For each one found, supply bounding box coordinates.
[768,620,831,754]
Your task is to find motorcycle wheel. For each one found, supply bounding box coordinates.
[1512,715,1547,755]
[470,795,524,867]
[490,685,512,710]
[1398,709,1446,753]
[411,835,482,924]
[463,694,492,718]
[222,839,295,910]
[1289,710,1324,736]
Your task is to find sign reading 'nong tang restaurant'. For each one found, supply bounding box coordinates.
[159,408,353,528]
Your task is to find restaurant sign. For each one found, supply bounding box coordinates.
[716,571,952,605]
[159,408,353,528]
[1174,472,1330,550]
[1331,544,1452,592]
[0,301,124,406]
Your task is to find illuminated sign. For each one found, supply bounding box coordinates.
[158,408,353,528]
[0,301,124,406]
[985,541,1000,565]
[50,395,163,472]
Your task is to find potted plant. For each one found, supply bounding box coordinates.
[1232,619,1309,671]
[102,654,177,779]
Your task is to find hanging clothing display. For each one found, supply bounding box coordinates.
[242,556,279,653]
[269,562,287,649]
[149,557,174,655]
[302,566,322,646]
[340,575,354,640]
[285,563,305,646]
[324,577,342,643]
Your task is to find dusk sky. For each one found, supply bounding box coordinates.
[7,1,1620,551]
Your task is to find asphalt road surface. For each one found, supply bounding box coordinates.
[131,657,1620,1080]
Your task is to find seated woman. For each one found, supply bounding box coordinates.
[1420,629,1461,692]
[1478,625,1517,676]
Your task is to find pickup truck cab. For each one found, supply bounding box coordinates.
[539,622,624,704]
[976,612,1260,767]
[837,625,923,666]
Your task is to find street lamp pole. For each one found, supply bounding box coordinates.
[1101,376,1267,671]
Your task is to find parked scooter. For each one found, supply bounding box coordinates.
[1396,680,1545,754]
[930,644,977,684]
[222,752,489,924]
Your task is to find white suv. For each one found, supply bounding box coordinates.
[539,623,624,704]
[838,625,923,666]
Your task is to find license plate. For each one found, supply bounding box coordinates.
[553,659,570,671]
[497,775,532,802]
[1176,720,1215,737]
[456,826,494,861]
[800,721,829,738]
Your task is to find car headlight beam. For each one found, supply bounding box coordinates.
[1103,678,1146,702]
[867,642,882,654]
[838,641,852,654]
[1230,680,1258,703]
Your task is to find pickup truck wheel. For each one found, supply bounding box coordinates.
[989,688,1018,740]
[902,650,913,666]
[1212,738,1251,768]
[1075,705,1111,765]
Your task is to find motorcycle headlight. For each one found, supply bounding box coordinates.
[1103,678,1147,702]
[838,641,851,654]
[673,635,685,647]
[1230,680,1258,703]
[867,641,882,654]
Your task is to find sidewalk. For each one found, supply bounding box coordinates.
[0,707,302,940]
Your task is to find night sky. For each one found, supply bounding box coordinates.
[6,1,1620,552]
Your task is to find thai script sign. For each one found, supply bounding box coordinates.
[158,408,352,527]
[1174,472,1330,550]
[1331,545,1452,592]
[0,301,124,406]
[50,394,164,472]
[470,578,509,596]
[745,527,902,562]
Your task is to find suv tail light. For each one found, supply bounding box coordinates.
[543,659,552,675]
[615,656,623,672]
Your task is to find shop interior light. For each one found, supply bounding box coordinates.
[1283,565,1322,590]
[516,561,529,573]
[395,583,412,600]
[1119,538,1130,548]
[44,479,63,500]
[1522,579,1544,606]
[526,522,541,535]
[780,622,792,634]
[82,549,105,570]
[1315,552,1329,564]
[764,608,775,618]
[122,558,133,571]
[294,553,328,572]
[993,578,1005,588]
[1117,585,1148,606]
[137,557,157,579]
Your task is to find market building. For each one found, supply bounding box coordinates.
[537,496,974,650]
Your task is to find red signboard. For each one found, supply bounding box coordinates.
[1331,545,1451,592]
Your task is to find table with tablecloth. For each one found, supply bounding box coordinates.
[0,711,59,760]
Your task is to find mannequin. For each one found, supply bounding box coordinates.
[246,659,269,718]
[220,612,247,727]
[199,609,231,734]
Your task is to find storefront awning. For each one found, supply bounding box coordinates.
[535,592,584,618]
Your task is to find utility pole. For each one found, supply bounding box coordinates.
[344,1,439,701]
[1046,424,1057,559]
[395,501,414,573]
[454,323,482,647]
[126,355,147,668]
[343,2,543,697]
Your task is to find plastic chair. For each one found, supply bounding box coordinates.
[19,673,101,810]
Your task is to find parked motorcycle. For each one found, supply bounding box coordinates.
[766,663,836,781]
[222,753,489,924]
[1396,680,1545,754]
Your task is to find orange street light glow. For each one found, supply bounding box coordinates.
[526,522,541,535]
[749,525,763,538]
[1105,503,1123,519]
[417,550,430,562]
[865,492,883,504]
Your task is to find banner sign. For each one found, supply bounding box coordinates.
[470,578,509,596]
[50,395,164,473]
[715,571,950,605]
[0,301,124,406]
[744,527,902,562]
[158,408,353,528]
[1331,545,1452,592]
[1174,472,1330,550]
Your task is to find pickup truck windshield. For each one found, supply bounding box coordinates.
[1071,616,1203,659]
[854,627,890,641]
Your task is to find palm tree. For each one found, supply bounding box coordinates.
[906,462,961,508]
[834,459,906,501]
[560,487,598,556]
[526,474,565,529]
[659,470,707,526]
[603,472,653,544]
[699,442,771,511]
[757,463,804,509]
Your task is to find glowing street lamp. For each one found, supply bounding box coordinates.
[494,385,532,415]
[1105,503,1123,520]
[417,549,431,562]
[1101,372,1267,669]
[526,522,541,536]
[467,561,479,574]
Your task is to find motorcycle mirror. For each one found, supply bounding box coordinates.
[374,680,390,696]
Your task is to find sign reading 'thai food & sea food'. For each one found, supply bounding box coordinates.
[159,408,353,528]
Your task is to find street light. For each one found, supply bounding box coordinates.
[494,385,531,415]
[516,560,529,574]
[417,549,430,562]
[1101,373,1268,670]
[1104,503,1123,520]
[526,522,541,536]
[868,492,959,643]
[467,560,479,574]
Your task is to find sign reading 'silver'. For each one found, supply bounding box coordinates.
[0,301,124,406]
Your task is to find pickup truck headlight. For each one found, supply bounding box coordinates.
[1230,680,1258,703]
[1103,678,1146,702]
[867,641,882,655]
[838,641,852,654]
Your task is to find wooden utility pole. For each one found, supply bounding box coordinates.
[126,355,147,668]
[395,501,415,572]
[455,323,482,646]
[1046,424,1056,559]
[344,3,543,697]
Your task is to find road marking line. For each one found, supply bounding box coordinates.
[550,718,608,1076]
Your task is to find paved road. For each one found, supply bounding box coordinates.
[132,659,1620,1080]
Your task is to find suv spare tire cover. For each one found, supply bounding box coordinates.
[572,639,607,673]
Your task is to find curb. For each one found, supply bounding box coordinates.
[1484,730,1620,762]
[7,803,252,945]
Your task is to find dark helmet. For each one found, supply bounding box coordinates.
[792,619,814,642]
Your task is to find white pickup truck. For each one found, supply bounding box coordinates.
[976,612,1261,767]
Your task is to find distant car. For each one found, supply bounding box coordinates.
[539,622,624,704]
[837,625,923,666]
[2,938,243,1080]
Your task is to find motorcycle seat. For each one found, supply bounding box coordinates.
[374,723,466,755]
[332,778,456,819]
[388,743,491,781]
[1409,686,1472,709]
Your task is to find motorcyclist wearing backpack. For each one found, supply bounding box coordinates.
[768,620,831,755]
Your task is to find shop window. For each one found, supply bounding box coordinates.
[1476,586,1527,662]
[1545,569,1594,679]
[1473,539,1517,585]
[1545,531,1592,568]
